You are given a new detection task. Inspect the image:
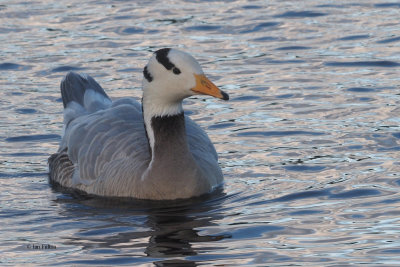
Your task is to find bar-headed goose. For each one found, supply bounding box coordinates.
[48,48,229,200]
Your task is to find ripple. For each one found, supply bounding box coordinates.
[358,97,374,102]
[14,108,37,114]
[231,95,261,101]
[289,209,324,216]
[5,134,60,142]
[66,41,123,49]
[242,5,262,9]
[338,34,370,41]
[208,122,236,130]
[252,36,279,42]
[274,10,327,18]
[231,225,285,239]
[392,133,400,139]
[0,62,31,71]
[236,130,325,137]
[51,66,84,73]
[268,59,306,64]
[275,46,311,50]
[153,17,193,25]
[276,93,295,99]
[1,152,46,157]
[284,165,327,172]
[10,92,24,96]
[123,27,146,34]
[239,22,280,33]
[184,25,222,32]
[346,87,376,93]
[273,189,331,202]
[374,3,400,8]
[104,26,146,35]
[376,36,400,44]
[0,62,21,70]
[0,27,29,33]
[271,187,382,202]
[324,61,400,67]
[63,257,150,266]
[0,172,48,178]
[329,188,381,199]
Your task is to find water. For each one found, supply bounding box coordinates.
[1,0,400,265]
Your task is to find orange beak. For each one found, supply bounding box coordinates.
[191,74,229,100]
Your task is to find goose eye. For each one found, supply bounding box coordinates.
[173,67,181,75]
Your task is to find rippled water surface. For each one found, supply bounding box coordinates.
[1,0,400,265]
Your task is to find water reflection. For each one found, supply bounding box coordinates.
[54,189,229,265]
[2,0,400,265]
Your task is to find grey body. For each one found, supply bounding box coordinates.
[48,72,223,199]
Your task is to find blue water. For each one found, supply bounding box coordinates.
[1,0,400,265]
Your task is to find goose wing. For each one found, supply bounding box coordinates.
[61,99,151,188]
[50,72,150,191]
[57,103,221,190]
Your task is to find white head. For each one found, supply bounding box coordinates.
[142,48,228,116]
[141,48,229,151]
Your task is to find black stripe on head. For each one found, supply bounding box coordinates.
[143,66,153,82]
[155,48,174,70]
[154,48,182,75]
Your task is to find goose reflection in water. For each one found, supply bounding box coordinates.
[52,189,230,265]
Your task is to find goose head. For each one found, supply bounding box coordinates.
[142,48,228,118]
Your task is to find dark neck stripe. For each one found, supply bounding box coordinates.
[155,48,175,70]
[151,112,186,148]
[151,112,185,136]
[143,66,153,82]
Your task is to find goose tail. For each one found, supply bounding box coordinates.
[61,72,112,125]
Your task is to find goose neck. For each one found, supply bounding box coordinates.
[142,96,185,156]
